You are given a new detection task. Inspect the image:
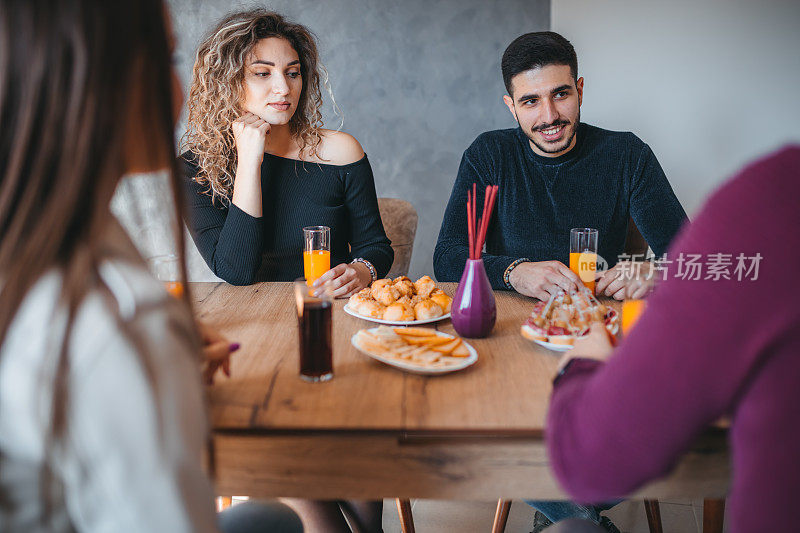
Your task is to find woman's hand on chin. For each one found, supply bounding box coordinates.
[312,262,372,298]
[232,111,270,168]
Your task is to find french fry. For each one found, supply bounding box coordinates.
[451,342,470,357]
[357,339,393,356]
[431,338,462,354]
[403,336,452,347]
[394,327,437,337]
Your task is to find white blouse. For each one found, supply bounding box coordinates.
[0,222,219,532]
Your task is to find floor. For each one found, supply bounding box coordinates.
[380,499,721,533]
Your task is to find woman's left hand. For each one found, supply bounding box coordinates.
[556,323,616,373]
[313,262,372,298]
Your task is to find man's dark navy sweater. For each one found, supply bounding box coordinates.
[433,123,688,289]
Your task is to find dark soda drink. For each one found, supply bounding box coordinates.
[298,299,333,381]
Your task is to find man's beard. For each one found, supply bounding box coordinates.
[525,110,580,155]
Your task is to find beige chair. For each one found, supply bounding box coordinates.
[377,198,418,278]
[623,216,649,258]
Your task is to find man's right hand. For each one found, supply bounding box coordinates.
[232,111,270,168]
[508,260,583,300]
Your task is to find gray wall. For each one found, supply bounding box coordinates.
[166,0,550,280]
[553,0,800,217]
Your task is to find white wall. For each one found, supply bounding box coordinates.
[552,0,800,215]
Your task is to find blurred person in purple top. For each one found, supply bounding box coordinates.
[547,146,800,533]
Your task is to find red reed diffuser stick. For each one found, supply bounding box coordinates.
[466,183,499,260]
[467,190,475,259]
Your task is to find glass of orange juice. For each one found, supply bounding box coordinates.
[147,254,184,298]
[569,228,598,293]
[621,299,647,336]
[303,226,330,286]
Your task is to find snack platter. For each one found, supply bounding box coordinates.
[351,326,477,375]
[346,275,452,325]
[520,289,619,351]
[343,304,450,326]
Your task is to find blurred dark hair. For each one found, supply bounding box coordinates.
[501,31,578,95]
[0,0,187,523]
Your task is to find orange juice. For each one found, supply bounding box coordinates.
[621,299,647,335]
[164,281,184,299]
[303,250,330,285]
[570,252,597,293]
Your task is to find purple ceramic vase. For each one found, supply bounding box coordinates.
[451,259,496,338]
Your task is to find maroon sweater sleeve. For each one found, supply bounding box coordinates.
[546,147,800,502]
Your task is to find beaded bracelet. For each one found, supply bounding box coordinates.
[351,257,377,283]
[503,257,532,290]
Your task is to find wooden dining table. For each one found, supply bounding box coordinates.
[191,281,729,501]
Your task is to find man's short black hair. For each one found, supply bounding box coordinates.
[501,31,578,95]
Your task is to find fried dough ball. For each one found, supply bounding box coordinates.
[371,279,400,306]
[409,295,424,307]
[348,288,373,309]
[357,300,386,319]
[392,277,415,297]
[383,301,416,321]
[414,299,444,320]
[371,278,392,292]
[414,275,436,298]
[428,289,452,314]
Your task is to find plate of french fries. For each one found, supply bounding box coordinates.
[351,326,478,375]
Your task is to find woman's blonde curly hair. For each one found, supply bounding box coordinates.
[182,9,329,204]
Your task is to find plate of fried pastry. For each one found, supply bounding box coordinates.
[352,326,477,375]
[520,289,620,352]
[344,275,452,325]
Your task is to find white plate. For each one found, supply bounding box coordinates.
[351,328,478,375]
[522,322,620,353]
[343,304,451,326]
[531,338,574,352]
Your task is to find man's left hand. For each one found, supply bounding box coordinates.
[595,261,655,300]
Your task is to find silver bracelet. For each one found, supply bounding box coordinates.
[351,257,377,282]
[503,257,531,290]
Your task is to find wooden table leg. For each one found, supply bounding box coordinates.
[396,499,415,533]
[703,498,725,533]
[492,500,512,533]
[643,500,663,533]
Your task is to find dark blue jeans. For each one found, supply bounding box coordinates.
[218,501,303,533]
[525,500,622,523]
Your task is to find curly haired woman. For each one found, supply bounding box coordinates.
[181,11,388,531]
[180,9,393,299]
